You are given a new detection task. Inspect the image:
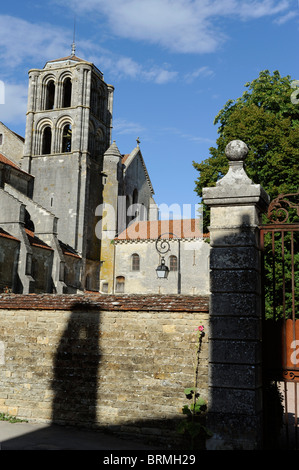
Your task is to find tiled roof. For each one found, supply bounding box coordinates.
[47,55,86,63]
[0,153,20,170]
[0,153,31,176]
[0,227,19,242]
[0,293,210,312]
[116,219,209,241]
[59,240,81,258]
[121,154,130,164]
[25,229,53,251]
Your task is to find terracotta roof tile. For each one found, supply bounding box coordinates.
[25,229,53,251]
[121,154,130,164]
[0,153,31,176]
[0,227,19,242]
[0,153,20,170]
[59,240,81,258]
[47,55,86,63]
[0,293,209,312]
[116,219,208,241]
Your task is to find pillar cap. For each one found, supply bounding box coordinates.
[225,140,249,161]
[202,139,270,211]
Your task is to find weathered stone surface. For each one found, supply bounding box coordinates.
[209,363,262,389]
[208,387,263,415]
[210,246,260,271]
[210,339,261,364]
[210,292,261,317]
[0,294,209,445]
[209,316,262,341]
[202,139,269,450]
[210,269,260,294]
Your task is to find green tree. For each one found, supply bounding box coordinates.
[193,70,299,231]
[193,70,299,320]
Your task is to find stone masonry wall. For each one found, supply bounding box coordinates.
[0,294,209,445]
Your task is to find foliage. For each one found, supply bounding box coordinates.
[193,70,299,232]
[263,230,299,320]
[177,325,212,449]
[177,387,212,449]
[0,412,27,423]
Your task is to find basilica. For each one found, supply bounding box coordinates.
[0,51,210,295]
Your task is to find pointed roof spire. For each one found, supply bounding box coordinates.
[104,140,122,158]
[71,15,76,57]
[71,41,76,57]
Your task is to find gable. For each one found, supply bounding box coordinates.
[0,122,24,162]
[122,146,154,195]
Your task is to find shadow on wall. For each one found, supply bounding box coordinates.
[0,299,208,450]
[51,304,101,427]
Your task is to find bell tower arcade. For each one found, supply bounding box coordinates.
[21,52,114,290]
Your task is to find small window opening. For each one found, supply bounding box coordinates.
[42,126,52,155]
[62,124,72,153]
[63,77,72,108]
[102,282,108,293]
[45,80,55,110]
[169,255,178,272]
[132,253,140,271]
[116,276,125,293]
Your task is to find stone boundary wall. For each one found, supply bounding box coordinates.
[0,294,209,445]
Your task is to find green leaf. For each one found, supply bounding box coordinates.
[182,405,192,416]
[193,70,299,233]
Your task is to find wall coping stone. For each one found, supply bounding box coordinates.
[0,293,209,312]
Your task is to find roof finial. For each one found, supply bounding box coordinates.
[71,15,76,57]
[136,137,140,147]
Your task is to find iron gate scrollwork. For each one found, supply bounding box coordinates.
[260,189,299,449]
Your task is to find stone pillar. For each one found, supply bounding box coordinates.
[202,140,269,450]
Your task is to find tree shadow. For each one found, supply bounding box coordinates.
[51,303,100,427]
[0,299,207,451]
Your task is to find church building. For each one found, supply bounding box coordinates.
[0,50,209,295]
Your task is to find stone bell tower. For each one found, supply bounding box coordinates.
[21,48,114,289]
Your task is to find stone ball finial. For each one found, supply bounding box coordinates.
[225,140,249,161]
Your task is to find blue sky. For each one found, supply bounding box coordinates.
[0,0,298,219]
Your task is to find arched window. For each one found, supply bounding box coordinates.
[24,209,35,232]
[62,124,72,152]
[45,80,55,110]
[169,255,178,272]
[95,128,104,154]
[116,276,125,293]
[62,77,72,108]
[131,253,140,271]
[42,126,52,154]
[98,88,104,120]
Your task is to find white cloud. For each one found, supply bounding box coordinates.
[0,14,178,86]
[113,118,146,136]
[274,10,298,24]
[162,126,214,144]
[0,15,70,69]
[0,82,28,124]
[94,53,178,84]
[63,0,292,54]
[184,66,214,83]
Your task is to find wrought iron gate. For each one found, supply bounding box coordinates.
[260,190,299,449]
